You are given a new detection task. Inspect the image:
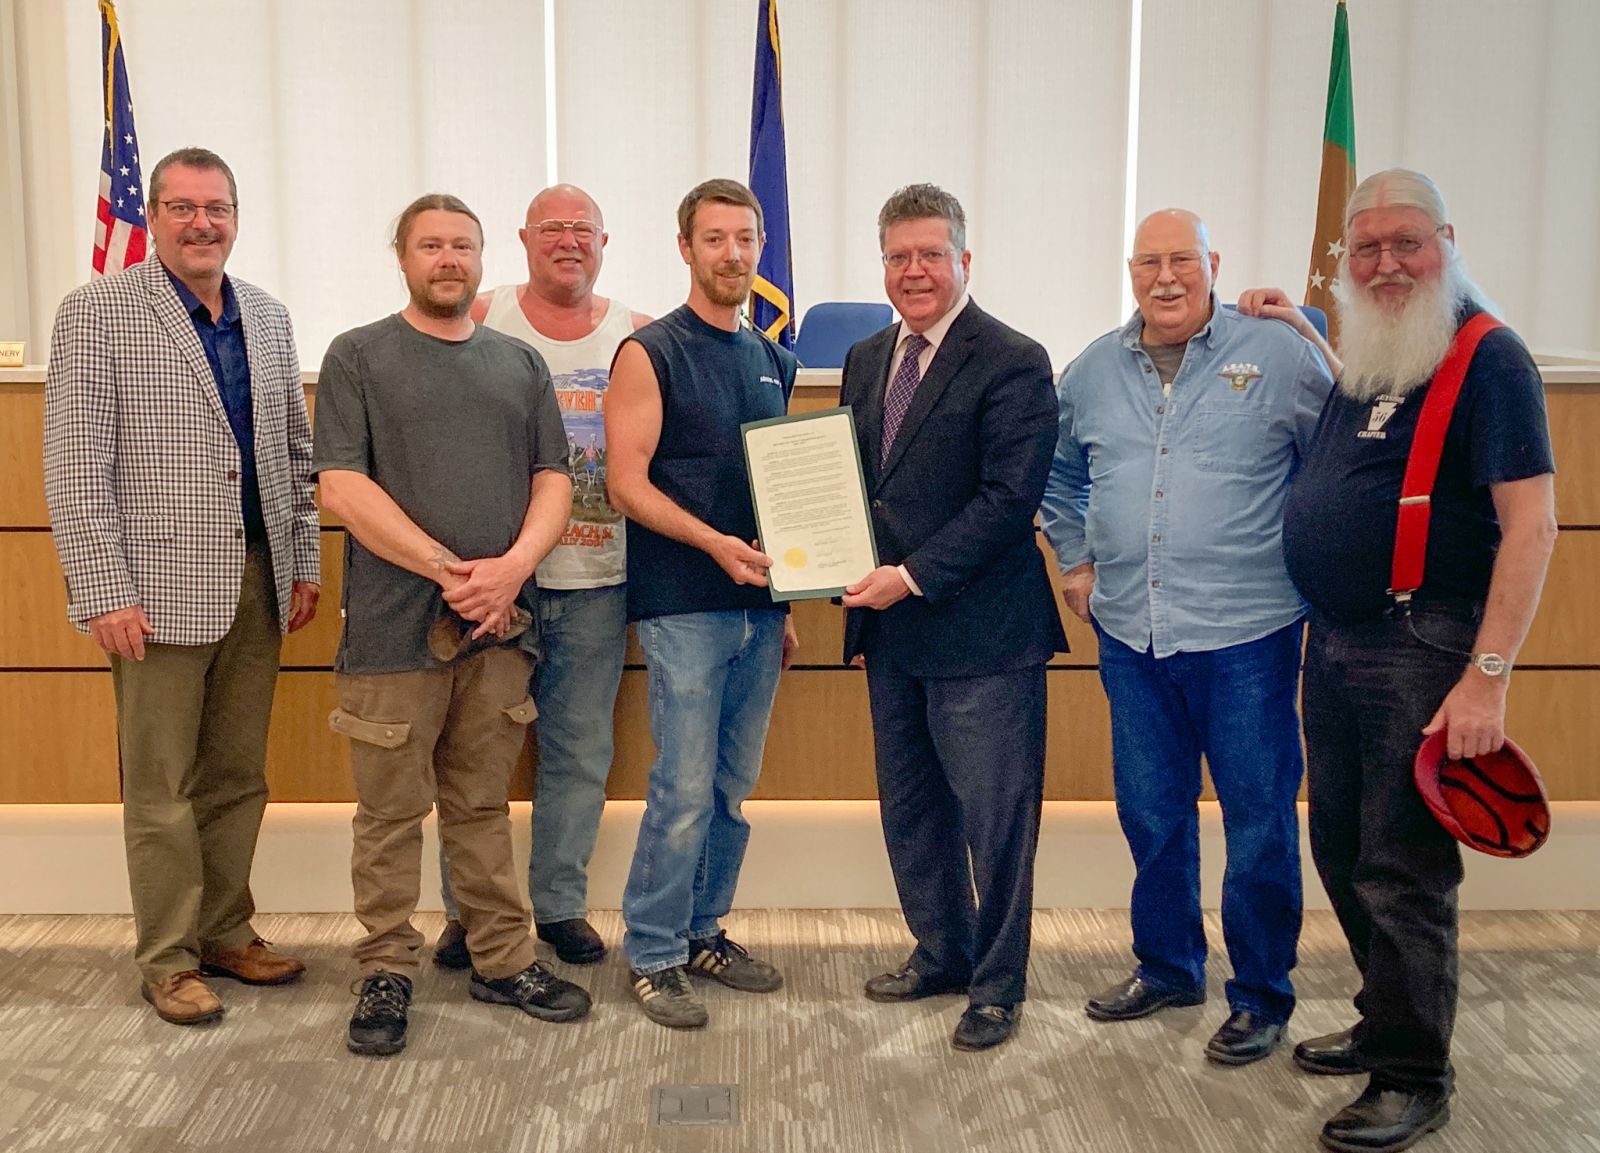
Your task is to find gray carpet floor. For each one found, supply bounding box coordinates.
[0,909,1596,1153]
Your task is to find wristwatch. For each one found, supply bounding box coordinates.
[1469,652,1512,678]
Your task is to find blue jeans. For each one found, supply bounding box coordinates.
[441,584,628,924]
[1096,620,1305,1025]
[622,609,785,973]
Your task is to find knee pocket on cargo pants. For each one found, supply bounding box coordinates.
[330,705,434,820]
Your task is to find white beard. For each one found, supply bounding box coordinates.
[1333,257,1482,403]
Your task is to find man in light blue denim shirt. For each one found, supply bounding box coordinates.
[1040,209,1333,1067]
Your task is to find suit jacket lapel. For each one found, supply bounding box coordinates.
[878,301,982,484]
[143,258,231,430]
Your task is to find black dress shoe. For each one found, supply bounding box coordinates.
[1204,1010,1285,1066]
[1085,974,1206,1021]
[1319,1083,1450,1153]
[864,963,968,1003]
[952,1004,1016,1051]
[536,918,607,965]
[432,920,470,970]
[1296,1026,1363,1075]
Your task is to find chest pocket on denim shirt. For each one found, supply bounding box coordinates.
[1192,399,1275,476]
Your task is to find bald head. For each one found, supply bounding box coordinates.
[526,183,604,230]
[1128,208,1219,346]
[1132,208,1211,256]
[519,183,608,305]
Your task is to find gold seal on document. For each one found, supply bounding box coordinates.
[784,547,808,569]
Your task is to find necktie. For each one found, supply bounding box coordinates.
[880,332,931,465]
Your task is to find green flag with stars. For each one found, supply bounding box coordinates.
[1305,0,1355,347]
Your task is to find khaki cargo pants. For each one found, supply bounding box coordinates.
[333,645,540,980]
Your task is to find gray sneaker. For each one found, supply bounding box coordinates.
[630,965,709,1029]
[688,932,783,993]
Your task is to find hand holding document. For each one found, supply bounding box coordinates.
[741,406,879,601]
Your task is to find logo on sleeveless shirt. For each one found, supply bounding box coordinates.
[759,375,784,389]
[1357,395,1404,440]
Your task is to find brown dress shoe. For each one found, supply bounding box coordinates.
[142,971,225,1025]
[200,938,307,986]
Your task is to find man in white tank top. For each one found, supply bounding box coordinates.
[435,185,650,967]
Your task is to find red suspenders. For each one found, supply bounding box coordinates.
[1387,311,1505,607]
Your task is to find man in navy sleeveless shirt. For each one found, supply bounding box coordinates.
[605,179,798,1029]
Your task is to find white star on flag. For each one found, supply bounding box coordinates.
[1326,238,1346,259]
[1309,271,1326,290]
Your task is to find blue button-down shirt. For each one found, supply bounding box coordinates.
[1040,300,1334,658]
[164,266,265,542]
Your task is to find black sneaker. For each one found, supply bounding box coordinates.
[688,932,783,993]
[347,971,412,1057]
[470,962,591,1022]
[432,920,470,970]
[536,918,607,964]
[629,965,709,1029]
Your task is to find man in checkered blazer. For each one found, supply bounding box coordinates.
[43,148,320,1027]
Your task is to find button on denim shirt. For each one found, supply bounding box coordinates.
[1040,301,1334,658]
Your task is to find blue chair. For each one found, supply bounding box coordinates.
[793,302,895,368]
[1222,302,1328,340]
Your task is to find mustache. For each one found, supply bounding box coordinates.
[179,229,223,244]
[1365,271,1415,291]
[713,263,750,276]
[1149,286,1186,300]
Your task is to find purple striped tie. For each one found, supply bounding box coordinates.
[880,333,930,465]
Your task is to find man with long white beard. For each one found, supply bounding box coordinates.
[1243,168,1557,1153]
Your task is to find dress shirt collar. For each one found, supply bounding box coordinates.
[896,290,970,358]
[162,262,239,326]
[1120,291,1223,353]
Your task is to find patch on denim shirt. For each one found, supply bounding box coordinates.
[1218,362,1262,391]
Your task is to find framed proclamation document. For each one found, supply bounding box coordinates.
[741,406,879,602]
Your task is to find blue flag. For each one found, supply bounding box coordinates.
[748,0,794,349]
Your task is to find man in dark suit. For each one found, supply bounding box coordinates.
[841,183,1066,1052]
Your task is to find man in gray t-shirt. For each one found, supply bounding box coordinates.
[313,193,589,1058]
[315,313,568,673]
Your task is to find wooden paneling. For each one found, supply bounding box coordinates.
[11,666,1600,804]
[1507,673,1600,800]
[0,390,46,527]
[1521,529,1600,665]
[3,527,346,669]
[1549,387,1600,524]
[1,531,106,666]
[7,377,1600,807]
[278,531,345,667]
[264,672,350,801]
[0,672,120,802]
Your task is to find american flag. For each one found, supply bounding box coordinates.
[92,0,146,278]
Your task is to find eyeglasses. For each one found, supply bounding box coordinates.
[157,200,236,223]
[534,218,601,241]
[882,248,954,271]
[1129,250,1205,277]
[1348,225,1447,265]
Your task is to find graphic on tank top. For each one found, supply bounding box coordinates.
[555,367,620,550]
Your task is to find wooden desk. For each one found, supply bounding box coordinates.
[4,366,1598,803]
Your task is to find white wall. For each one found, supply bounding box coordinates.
[5,0,1598,371]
